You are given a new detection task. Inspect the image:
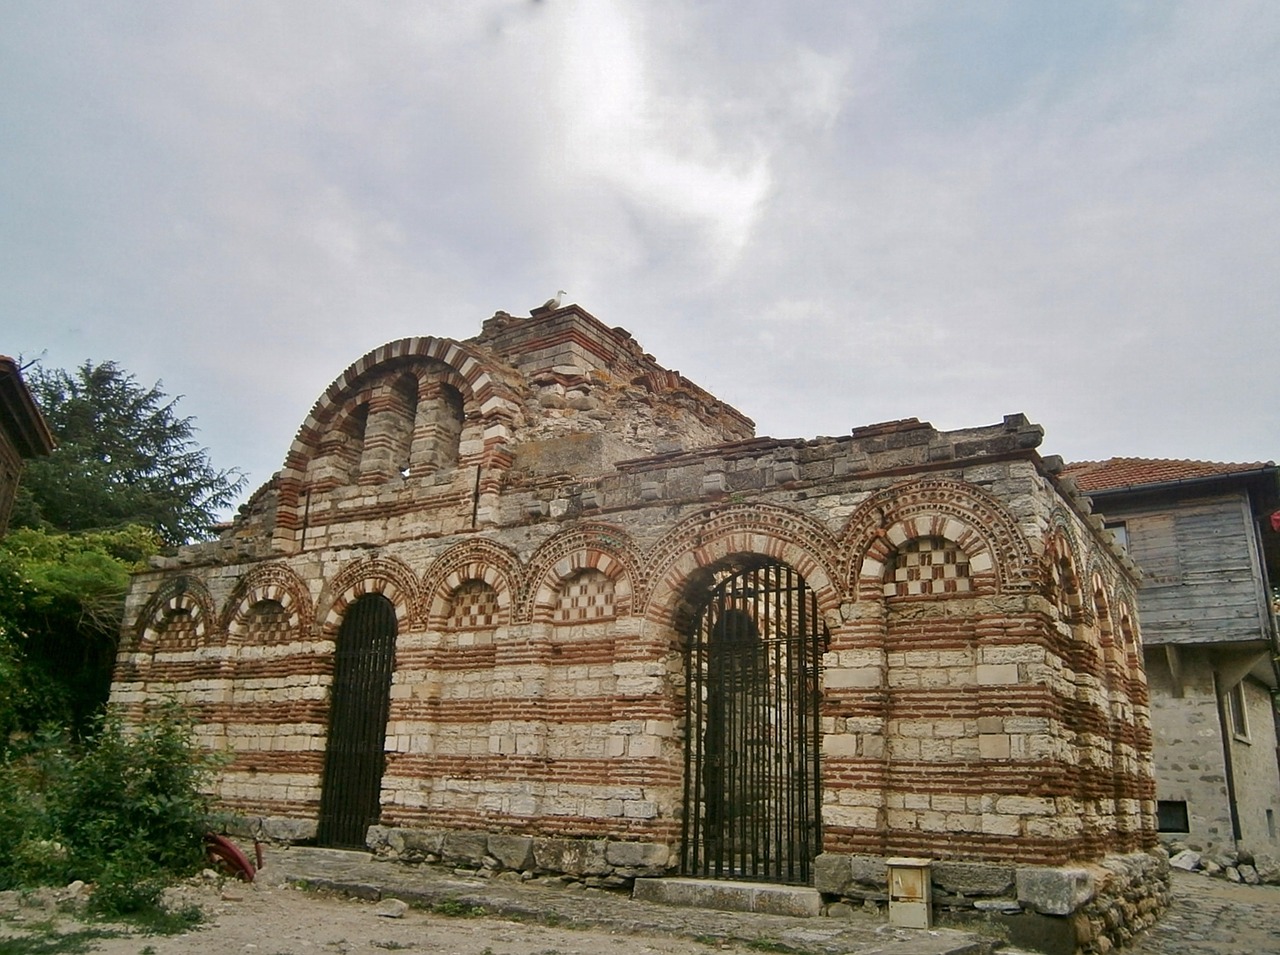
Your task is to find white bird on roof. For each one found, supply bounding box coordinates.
[538,290,567,310]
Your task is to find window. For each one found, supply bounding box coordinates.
[1157,800,1189,833]
[1105,521,1128,551]
[1228,681,1250,740]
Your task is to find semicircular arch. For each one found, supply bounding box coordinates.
[133,576,217,651]
[639,503,843,632]
[841,477,1035,598]
[419,537,522,630]
[222,562,314,641]
[523,522,641,624]
[1045,513,1086,624]
[272,336,525,548]
[317,555,418,636]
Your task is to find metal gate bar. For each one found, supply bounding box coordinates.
[681,561,823,884]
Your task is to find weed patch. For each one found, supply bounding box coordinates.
[430,897,486,918]
[0,925,121,955]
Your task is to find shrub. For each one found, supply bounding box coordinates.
[0,700,223,892]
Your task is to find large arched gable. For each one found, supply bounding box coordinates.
[523,522,640,624]
[317,555,418,636]
[271,337,524,550]
[419,537,521,629]
[639,503,843,630]
[221,562,314,639]
[842,478,1035,598]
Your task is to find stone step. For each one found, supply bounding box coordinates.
[278,846,375,865]
[633,877,821,918]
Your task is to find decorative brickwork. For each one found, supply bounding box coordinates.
[116,305,1161,933]
[553,570,615,623]
[447,580,502,630]
[420,538,520,629]
[883,536,971,597]
[224,563,312,640]
[524,521,639,624]
[318,555,417,636]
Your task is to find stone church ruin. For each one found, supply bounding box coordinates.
[112,303,1168,950]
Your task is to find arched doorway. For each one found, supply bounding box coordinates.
[316,593,397,847]
[681,558,825,884]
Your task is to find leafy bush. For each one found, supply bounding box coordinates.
[0,700,222,893]
[87,848,170,916]
[0,525,161,742]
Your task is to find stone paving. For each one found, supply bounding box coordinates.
[269,847,1280,955]
[268,846,998,955]
[1126,870,1280,955]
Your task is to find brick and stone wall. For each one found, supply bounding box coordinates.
[111,304,1164,946]
[816,849,1168,955]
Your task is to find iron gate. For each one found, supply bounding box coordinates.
[316,593,397,848]
[681,560,824,884]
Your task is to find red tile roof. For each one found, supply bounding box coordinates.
[1061,457,1275,493]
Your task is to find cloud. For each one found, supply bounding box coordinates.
[2,2,1278,505]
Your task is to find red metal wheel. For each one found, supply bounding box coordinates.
[204,833,256,882]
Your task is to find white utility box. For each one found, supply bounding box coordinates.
[886,857,933,929]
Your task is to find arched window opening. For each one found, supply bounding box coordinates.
[392,373,419,478]
[360,375,420,484]
[344,402,370,482]
[411,382,464,478]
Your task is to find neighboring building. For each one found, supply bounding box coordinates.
[1062,457,1280,861]
[0,355,54,536]
[112,304,1165,946]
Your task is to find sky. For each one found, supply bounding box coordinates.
[4,1,1279,515]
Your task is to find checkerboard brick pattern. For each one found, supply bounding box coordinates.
[448,580,501,629]
[554,570,615,622]
[884,536,972,597]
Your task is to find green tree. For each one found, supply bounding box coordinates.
[13,360,246,545]
[0,525,160,741]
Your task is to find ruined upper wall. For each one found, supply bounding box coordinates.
[471,304,754,462]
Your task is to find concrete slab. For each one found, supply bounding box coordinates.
[268,848,1000,955]
[633,877,822,917]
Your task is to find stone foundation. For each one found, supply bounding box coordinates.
[816,849,1169,955]
[366,825,671,888]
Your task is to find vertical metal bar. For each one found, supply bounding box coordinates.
[781,565,792,881]
[712,586,724,878]
[796,579,809,881]
[700,595,711,876]
[683,599,696,876]
[735,575,745,876]
[807,584,822,880]
[770,566,780,882]
[749,567,759,879]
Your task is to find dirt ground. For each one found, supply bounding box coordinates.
[0,873,757,955]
